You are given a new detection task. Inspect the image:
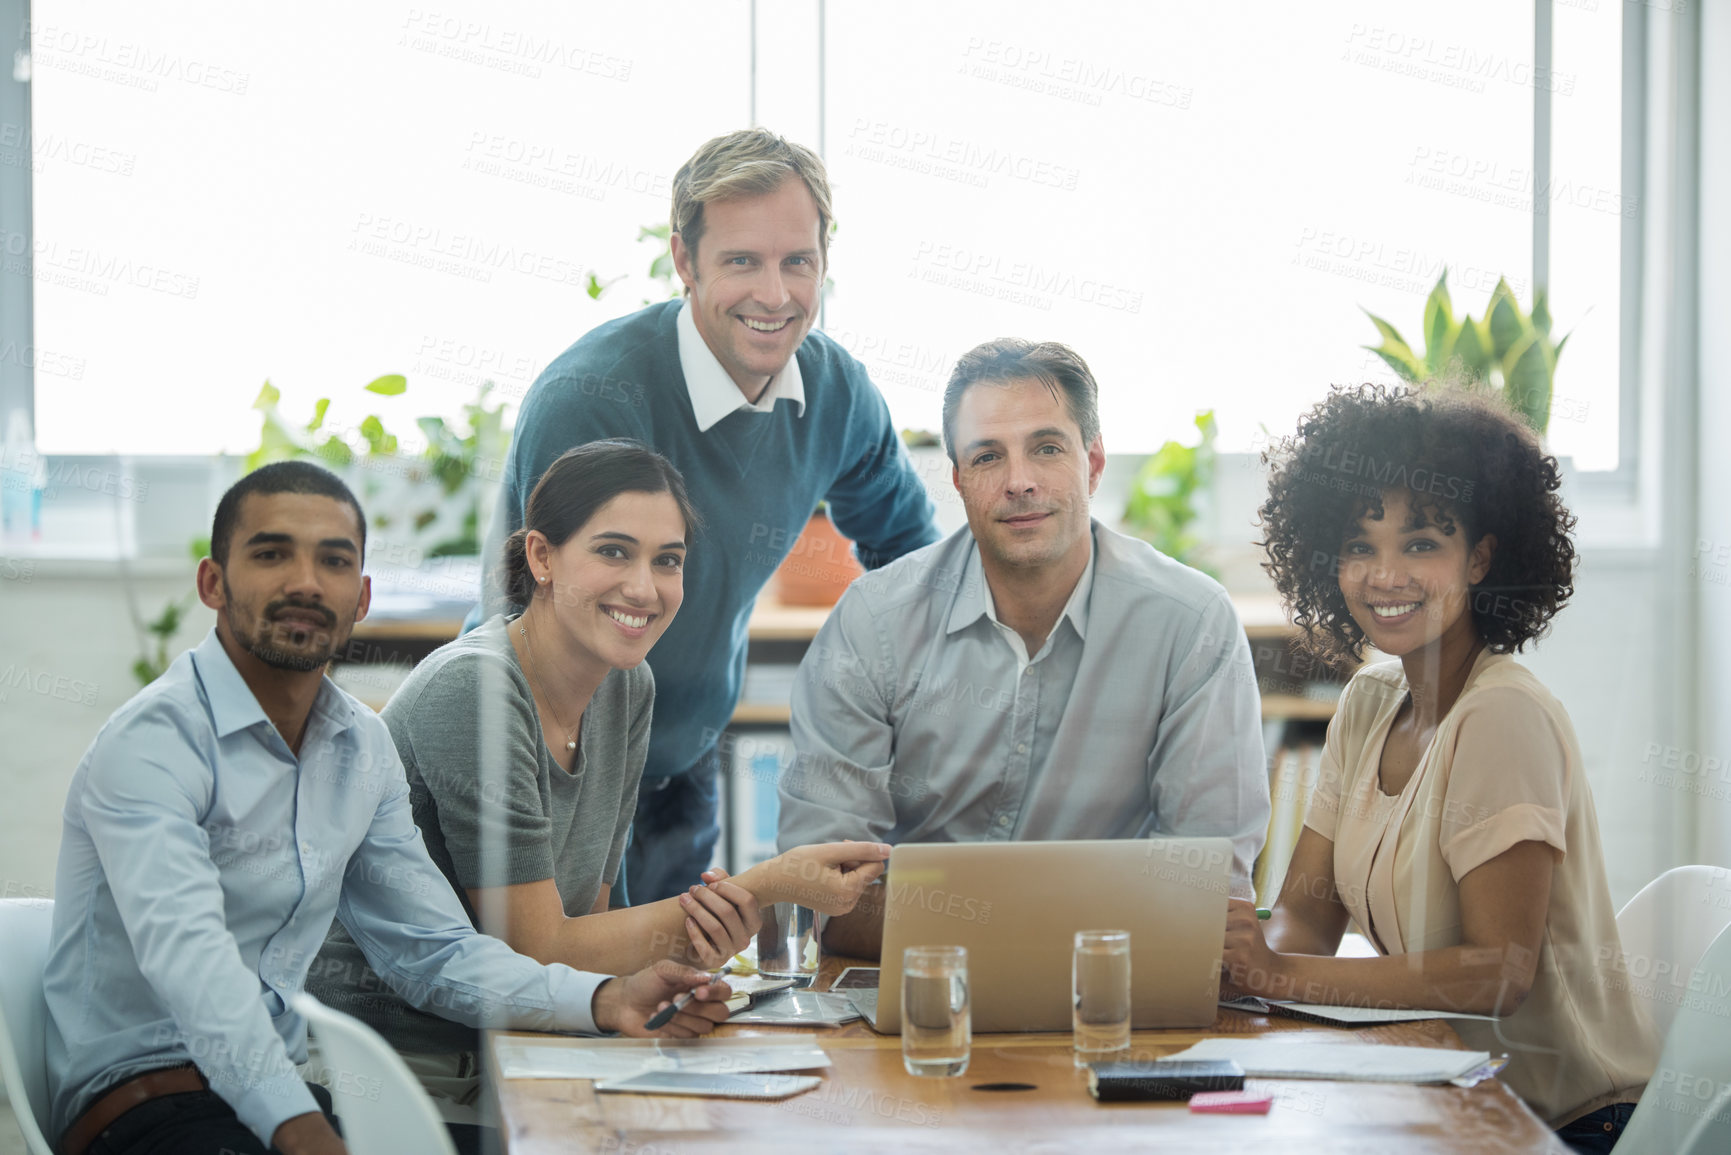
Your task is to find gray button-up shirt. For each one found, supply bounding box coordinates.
[777,521,1270,896]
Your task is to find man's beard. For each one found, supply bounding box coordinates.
[225,583,346,672]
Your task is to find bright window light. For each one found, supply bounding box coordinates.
[29,2,1617,466]
[29,1,747,455]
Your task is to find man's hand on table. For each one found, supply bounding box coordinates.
[594,959,734,1038]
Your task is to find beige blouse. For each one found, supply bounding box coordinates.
[1303,650,1660,1125]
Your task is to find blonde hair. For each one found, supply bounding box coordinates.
[670,128,834,274]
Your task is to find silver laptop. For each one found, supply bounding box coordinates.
[847,838,1232,1034]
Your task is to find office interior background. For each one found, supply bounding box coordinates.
[0,3,1726,1130]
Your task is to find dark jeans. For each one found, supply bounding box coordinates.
[624,747,722,904]
[1554,1102,1636,1154]
[85,1082,338,1155]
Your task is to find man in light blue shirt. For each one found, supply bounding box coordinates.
[45,462,730,1155]
[777,339,1271,959]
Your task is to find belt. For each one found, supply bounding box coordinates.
[60,1064,208,1155]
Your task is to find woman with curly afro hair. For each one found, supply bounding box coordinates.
[1220,384,1658,1152]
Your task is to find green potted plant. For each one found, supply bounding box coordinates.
[1121,410,1218,577]
[1362,270,1565,433]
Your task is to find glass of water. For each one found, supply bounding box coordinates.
[1073,929,1131,1067]
[902,945,970,1077]
[755,903,821,987]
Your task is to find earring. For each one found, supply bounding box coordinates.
[538,576,547,583]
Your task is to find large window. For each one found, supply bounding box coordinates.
[822,1,1613,461]
[1546,0,1625,471]
[28,1,747,455]
[27,2,1624,466]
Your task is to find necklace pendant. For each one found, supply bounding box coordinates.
[565,739,577,751]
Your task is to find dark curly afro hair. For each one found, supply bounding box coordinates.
[1257,383,1577,663]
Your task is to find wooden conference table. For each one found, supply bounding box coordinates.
[490,957,1567,1154]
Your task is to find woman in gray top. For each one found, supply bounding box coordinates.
[309,440,889,1112]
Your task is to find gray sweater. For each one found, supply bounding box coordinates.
[307,615,650,1054]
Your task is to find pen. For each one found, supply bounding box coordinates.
[642,969,729,1031]
[1256,908,1272,920]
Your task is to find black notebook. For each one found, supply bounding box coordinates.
[1087,1059,1246,1102]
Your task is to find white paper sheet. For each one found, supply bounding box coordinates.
[1271,1001,1501,1025]
[1221,996,1499,1024]
[496,1035,833,1081]
[1159,1037,1491,1083]
[725,990,860,1027]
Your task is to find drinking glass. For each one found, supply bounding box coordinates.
[1073,929,1131,1066]
[901,945,970,1076]
[755,902,821,987]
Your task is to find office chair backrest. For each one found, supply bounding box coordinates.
[0,898,57,1155]
[291,993,457,1155]
[1613,920,1731,1155]
[1677,1083,1731,1155]
[1614,865,1731,1039]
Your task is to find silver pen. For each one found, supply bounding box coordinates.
[642,968,730,1030]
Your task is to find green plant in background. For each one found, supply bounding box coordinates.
[244,374,509,556]
[246,373,406,472]
[132,597,191,687]
[129,537,211,686]
[1122,410,1218,577]
[638,223,681,301]
[1362,270,1566,433]
[131,375,513,686]
[414,383,512,557]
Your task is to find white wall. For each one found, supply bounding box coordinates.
[0,562,211,899]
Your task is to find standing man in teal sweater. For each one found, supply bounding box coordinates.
[479,129,940,903]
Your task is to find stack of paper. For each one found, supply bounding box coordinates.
[496,1034,832,1082]
[726,989,860,1027]
[1158,1038,1490,1083]
[1220,996,1499,1025]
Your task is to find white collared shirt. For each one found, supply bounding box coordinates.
[676,299,807,433]
[972,536,1097,673]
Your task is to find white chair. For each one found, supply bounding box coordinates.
[1614,865,1731,1039]
[0,898,57,1155]
[291,992,457,1155]
[1678,1083,1731,1155]
[1614,921,1731,1154]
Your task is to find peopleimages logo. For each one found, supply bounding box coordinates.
[0,665,98,707]
[25,22,252,94]
[884,880,992,925]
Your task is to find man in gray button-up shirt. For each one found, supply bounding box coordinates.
[776,339,1270,958]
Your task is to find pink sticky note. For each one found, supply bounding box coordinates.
[1188,1091,1274,1115]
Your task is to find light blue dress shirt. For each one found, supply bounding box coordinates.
[777,521,1271,896]
[44,630,609,1147]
